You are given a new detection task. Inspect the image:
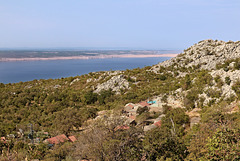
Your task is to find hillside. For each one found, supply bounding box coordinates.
[0,39,240,160]
[155,39,240,70]
[151,39,240,108]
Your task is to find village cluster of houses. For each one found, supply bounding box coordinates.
[122,99,164,132]
[121,95,201,131]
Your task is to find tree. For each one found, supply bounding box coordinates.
[182,74,191,90]
[73,114,144,160]
[98,89,114,105]
[84,90,98,104]
[136,106,149,115]
[161,108,189,137]
[143,127,188,160]
[52,107,97,134]
[205,128,240,160]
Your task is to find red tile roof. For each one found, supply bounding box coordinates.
[125,103,134,108]
[154,120,162,127]
[1,137,6,143]
[1,137,6,141]
[115,125,130,131]
[138,101,150,107]
[68,136,77,142]
[128,104,134,108]
[47,134,69,144]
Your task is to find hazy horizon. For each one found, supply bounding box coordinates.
[0,47,182,51]
[1,0,239,49]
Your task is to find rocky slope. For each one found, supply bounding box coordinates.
[153,39,240,71]
[150,40,240,106]
[94,74,130,94]
[83,40,240,109]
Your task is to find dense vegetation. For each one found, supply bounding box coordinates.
[0,65,182,136]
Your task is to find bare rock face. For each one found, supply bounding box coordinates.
[210,69,240,99]
[70,78,80,85]
[153,39,240,71]
[94,75,129,94]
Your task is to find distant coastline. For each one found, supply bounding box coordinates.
[0,53,178,62]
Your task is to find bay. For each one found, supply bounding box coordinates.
[0,57,170,84]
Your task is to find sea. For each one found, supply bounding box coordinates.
[0,57,170,84]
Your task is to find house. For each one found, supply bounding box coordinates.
[46,134,69,144]
[68,136,77,142]
[123,103,139,117]
[115,125,130,131]
[138,101,150,107]
[124,103,135,112]
[1,137,6,143]
[154,120,162,127]
[45,134,77,145]
[124,116,136,126]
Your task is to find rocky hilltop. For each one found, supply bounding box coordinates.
[153,40,240,106]
[153,39,240,70]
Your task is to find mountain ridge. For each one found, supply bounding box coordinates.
[153,39,240,71]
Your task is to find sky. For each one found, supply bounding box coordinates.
[0,0,240,50]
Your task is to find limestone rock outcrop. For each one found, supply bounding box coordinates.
[94,75,129,94]
[153,39,240,71]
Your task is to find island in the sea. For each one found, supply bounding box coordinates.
[0,50,179,61]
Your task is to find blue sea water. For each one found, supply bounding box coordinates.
[0,57,170,84]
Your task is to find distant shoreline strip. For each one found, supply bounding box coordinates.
[0,54,178,62]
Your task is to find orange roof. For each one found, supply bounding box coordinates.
[68,136,77,142]
[128,104,134,108]
[1,137,6,141]
[154,120,162,127]
[115,125,130,131]
[125,103,135,108]
[1,137,6,143]
[138,101,150,107]
[47,134,69,144]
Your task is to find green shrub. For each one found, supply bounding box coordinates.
[84,90,98,104]
[206,88,222,98]
[136,106,149,115]
[225,76,231,85]
[205,128,240,160]
[232,80,240,97]
[184,89,199,109]
[158,74,167,81]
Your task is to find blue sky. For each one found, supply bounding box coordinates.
[0,0,239,50]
